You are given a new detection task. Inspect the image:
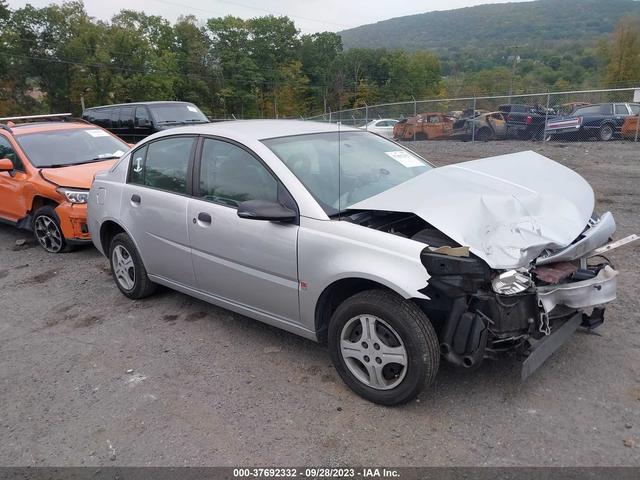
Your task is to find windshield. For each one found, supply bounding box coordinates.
[150,103,208,124]
[17,128,128,168]
[263,131,432,215]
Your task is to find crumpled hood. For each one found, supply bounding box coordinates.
[40,160,117,189]
[350,151,595,269]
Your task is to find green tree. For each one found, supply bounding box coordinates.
[604,17,640,87]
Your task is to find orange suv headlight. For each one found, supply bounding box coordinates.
[57,187,90,204]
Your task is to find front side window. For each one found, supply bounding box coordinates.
[16,128,128,168]
[198,138,277,207]
[0,136,23,170]
[129,137,194,194]
[263,131,431,215]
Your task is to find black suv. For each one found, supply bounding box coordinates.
[82,101,209,143]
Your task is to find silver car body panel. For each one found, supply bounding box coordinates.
[536,211,616,265]
[351,151,595,269]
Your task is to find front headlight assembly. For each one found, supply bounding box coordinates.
[492,269,532,295]
[57,187,90,204]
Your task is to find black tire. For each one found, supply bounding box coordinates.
[109,232,157,299]
[415,132,428,141]
[32,206,73,253]
[599,123,614,141]
[328,289,439,406]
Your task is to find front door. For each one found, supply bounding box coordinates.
[122,135,197,287]
[187,137,300,324]
[0,136,29,222]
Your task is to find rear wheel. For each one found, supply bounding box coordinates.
[109,232,157,299]
[33,206,72,253]
[599,124,614,141]
[328,289,439,406]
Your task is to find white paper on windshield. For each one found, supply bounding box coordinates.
[113,150,125,157]
[85,129,110,138]
[385,151,424,168]
[186,105,198,112]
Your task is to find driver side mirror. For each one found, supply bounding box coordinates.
[136,118,151,128]
[237,200,297,223]
[0,158,13,172]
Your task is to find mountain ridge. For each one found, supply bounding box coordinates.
[338,0,640,52]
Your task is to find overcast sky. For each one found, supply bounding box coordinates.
[6,0,531,33]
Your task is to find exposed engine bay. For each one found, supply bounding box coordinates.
[346,209,628,379]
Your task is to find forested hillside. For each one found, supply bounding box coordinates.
[0,0,639,118]
[339,0,640,52]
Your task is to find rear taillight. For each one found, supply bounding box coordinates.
[526,115,533,125]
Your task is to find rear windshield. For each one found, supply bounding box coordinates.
[16,128,128,168]
[149,103,208,124]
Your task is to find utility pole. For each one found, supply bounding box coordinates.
[507,45,520,102]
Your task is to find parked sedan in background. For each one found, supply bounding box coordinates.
[89,120,633,406]
[0,114,129,252]
[361,118,398,138]
[546,102,640,141]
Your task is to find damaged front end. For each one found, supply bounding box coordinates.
[419,212,627,380]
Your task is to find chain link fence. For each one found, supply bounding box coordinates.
[307,87,640,144]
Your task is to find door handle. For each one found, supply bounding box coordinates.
[197,212,212,224]
[131,194,141,204]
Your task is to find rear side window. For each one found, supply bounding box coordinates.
[91,108,112,127]
[120,106,134,128]
[129,137,194,194]
[135,107,151,127]
[198,138,278,207]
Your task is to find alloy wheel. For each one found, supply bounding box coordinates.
[339,314,408,390]
[34,215,63,253]
[112,244,136,291]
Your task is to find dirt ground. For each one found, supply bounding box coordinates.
[0,140,639,467]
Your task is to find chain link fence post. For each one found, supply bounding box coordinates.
[365,103,369,130]
[543,91,551,142]
[471,95,477,143]
[412,96,417,142]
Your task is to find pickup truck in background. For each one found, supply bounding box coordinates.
[498,104,553,140]
[545,103,640,141]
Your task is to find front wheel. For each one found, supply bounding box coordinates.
[328,290,440,406]
[109,232,157,299]
[33,206,72,253]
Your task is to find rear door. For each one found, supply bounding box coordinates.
[187,136,300,323]
[122,135,197,287]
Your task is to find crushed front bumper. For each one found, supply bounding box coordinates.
[536,265,618,312]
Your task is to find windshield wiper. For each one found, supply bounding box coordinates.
[85,156,121,162]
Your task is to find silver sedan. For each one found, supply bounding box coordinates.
[88,120,632,405]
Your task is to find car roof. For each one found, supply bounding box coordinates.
[148,119,359,141]
[9,122,96,136]
[85,101,195,110]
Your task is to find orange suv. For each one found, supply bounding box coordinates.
[0,114,129,252]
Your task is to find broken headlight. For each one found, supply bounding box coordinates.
[57,187,89,204]
[492,270,532,295]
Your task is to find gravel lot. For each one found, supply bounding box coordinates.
[0,140,639,467]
